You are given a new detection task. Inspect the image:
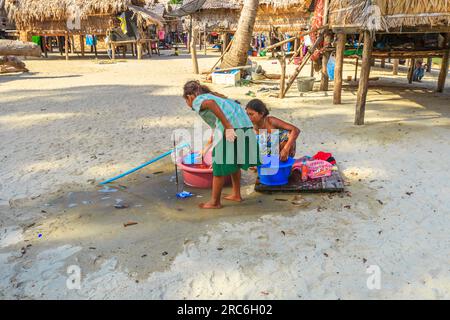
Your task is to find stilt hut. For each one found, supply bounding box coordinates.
[255,0,312,33]
[4,0,163,60]
[328,0,450,125]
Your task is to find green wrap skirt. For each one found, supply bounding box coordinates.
[212,128,261,177]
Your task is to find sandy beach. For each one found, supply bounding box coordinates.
[0,50,449,299]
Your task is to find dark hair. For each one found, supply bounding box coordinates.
[183,80,211,98]
[183,80,227,99]
[246,99,270,117]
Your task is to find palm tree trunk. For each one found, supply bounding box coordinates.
[220,0,259,69]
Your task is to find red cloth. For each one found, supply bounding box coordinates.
[312,151,336,165]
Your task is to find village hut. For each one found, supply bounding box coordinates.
[326,0,450,124]
[1,0,16,37]
[4,0,164,59]
[254,0,312,33]
[185,0,241,32]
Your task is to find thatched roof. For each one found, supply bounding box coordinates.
[329,0,450,32]
[129,4,164,27]
[180,0,311,31]
[5,0,146,27]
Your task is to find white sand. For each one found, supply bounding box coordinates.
[0,52,449,299]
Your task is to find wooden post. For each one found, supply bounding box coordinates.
[437,33,450,92]
[71,35,75,53]
[43,36,48,58]
[427,57,432,73]
[112,43,116,60]
[393,58,399,75]
[65,34,69,60]
[320,32,332,91]
[279,54,287,99]
[310,59,314,77]
[355,31,373,125]
[137,42,143,60]
[408,58,415,84]
[80,35,85,57]
[221,33,229,62]
[294,36,299,54]
[204,29,207,55]
[354,57,359,81]
[191,29,199,74]
[380,58,386,68]
[333,33,346,105]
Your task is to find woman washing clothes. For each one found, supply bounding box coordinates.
[246,99,300,161]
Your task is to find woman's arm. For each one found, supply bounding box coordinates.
[268,116,301,159]
[201,100,236,142]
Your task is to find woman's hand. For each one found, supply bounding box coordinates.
[225,128,237,142]
[280,147,290,162]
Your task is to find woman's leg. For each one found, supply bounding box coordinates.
[224,169,243,202]
[199,176,225,209]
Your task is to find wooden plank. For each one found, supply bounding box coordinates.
[333,33,346,104]
[372,50,447,59]
[355,31,373,125]
[255,170,344,194]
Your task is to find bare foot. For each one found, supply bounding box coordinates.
[199,202,223,209]
[223,194,243,202]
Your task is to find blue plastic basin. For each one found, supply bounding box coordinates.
[257,156,295,186]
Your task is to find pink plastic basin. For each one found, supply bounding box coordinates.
[178,163,231,189]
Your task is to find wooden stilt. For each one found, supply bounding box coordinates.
[354,57,358,81]
[427,57,432,72]
[112,43,116,60]
[279,54,287,99]
[408,58,415,84]
[355,31,373,125]
[137,42,143,60]
[191,29,199,74]
[80,35,85,57]
[43,36,48,58]
[333,33,346,105]
[221,33,228,62]
[65,34,69,60]
[393,58,399,75]
[71,35,75,53]
[437,34,450,92]
[310,59,314,77]
[320,32,332,91]
[204,29,207,55]
[380,58,386,68]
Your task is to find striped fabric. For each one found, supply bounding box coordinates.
[192,93,254,132]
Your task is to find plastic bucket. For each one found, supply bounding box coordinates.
[257,156,295,186]
[297,77,315,92]
[178,163,231,189]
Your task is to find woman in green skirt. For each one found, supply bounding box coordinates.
[183,80,260,209]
